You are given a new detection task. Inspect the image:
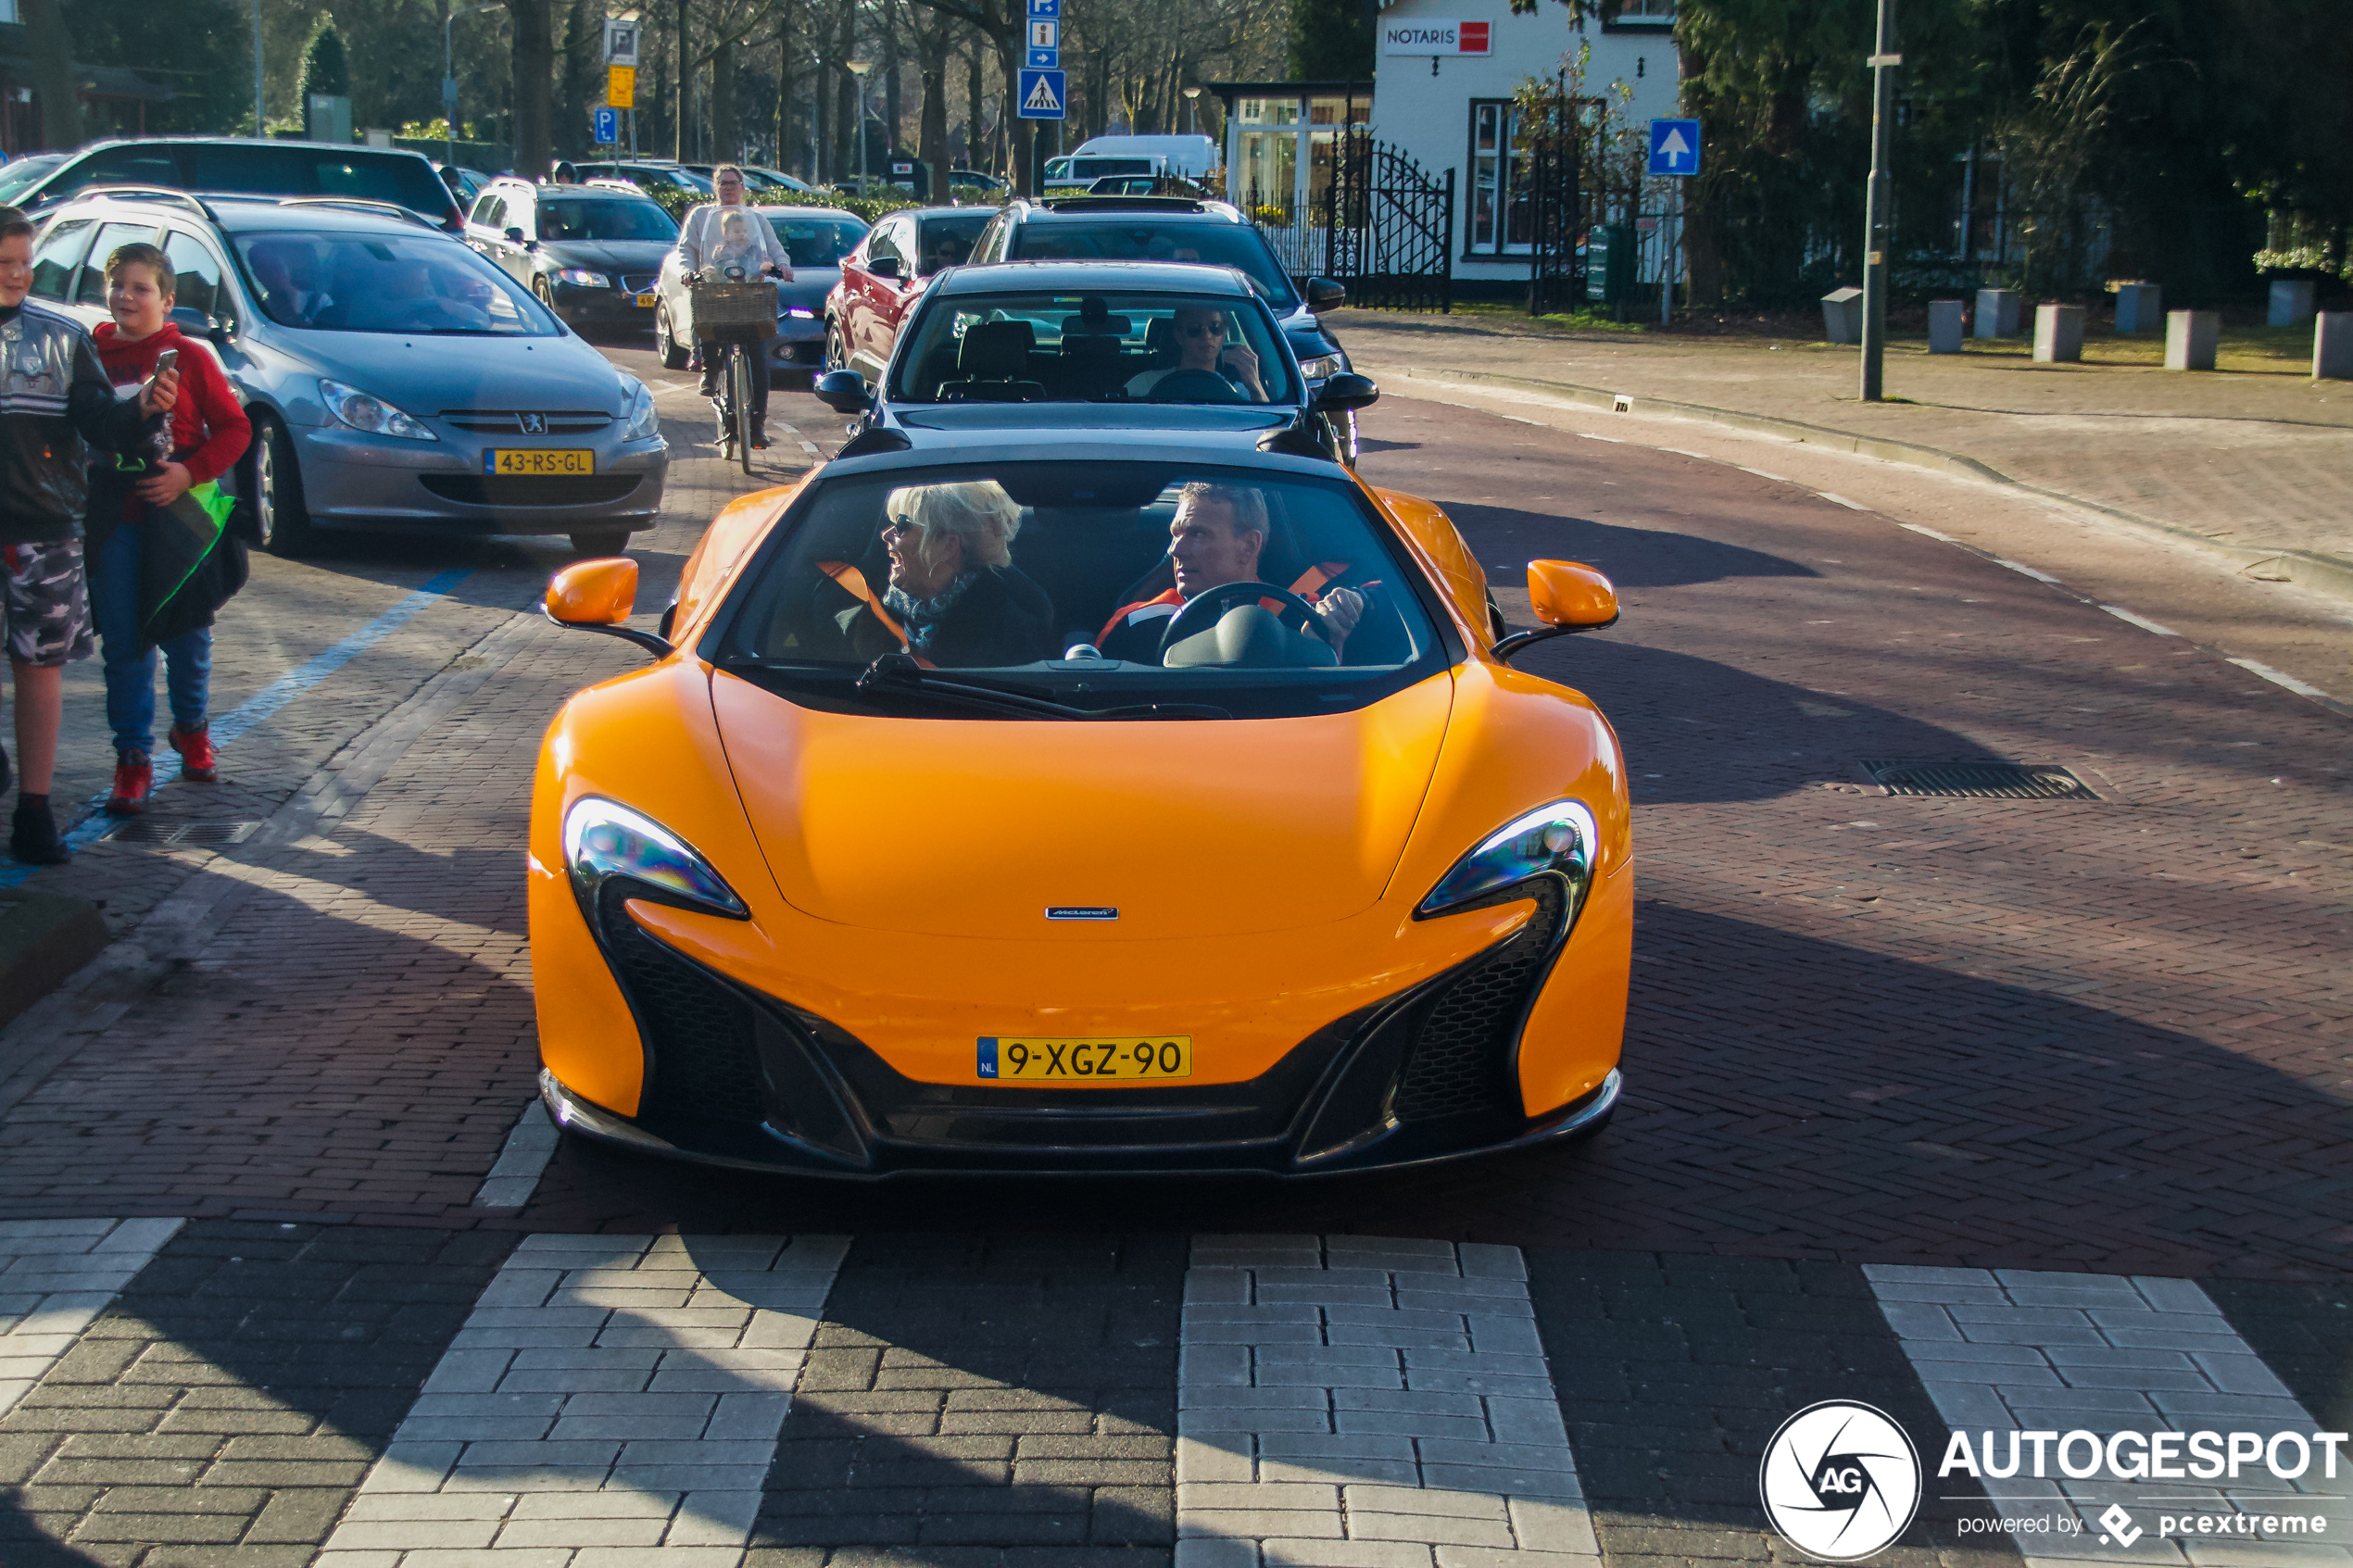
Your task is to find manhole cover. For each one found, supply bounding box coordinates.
[1862,760,2098,799]
[106,820,262,847]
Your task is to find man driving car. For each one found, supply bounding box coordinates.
[1125,306,1266,402]
[1096,483,1362,663]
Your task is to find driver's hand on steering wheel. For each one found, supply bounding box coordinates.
[1219,343,1266,400]
[1314,586,1364,649]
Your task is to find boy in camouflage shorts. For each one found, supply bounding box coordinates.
[0,207,176,862]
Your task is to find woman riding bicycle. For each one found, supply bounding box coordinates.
[674,164,793,447]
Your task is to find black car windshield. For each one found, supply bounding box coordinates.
[1010,220,1298,308]
[537,197,676,241]
[890,290,1297,406]
[0,154,64,205]
[717,462,1443,720]
[766,213,866,266]
[233,232,558,335]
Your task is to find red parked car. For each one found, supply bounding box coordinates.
[824,206,996,385]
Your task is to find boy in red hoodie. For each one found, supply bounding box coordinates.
[92,243,251,813]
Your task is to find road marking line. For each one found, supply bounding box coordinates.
[1867,1265,2347,1565]
[1993,558,2062,583]
[1897,522,1959,542]
[472,1100,560,1209]
[1177,1235,1601,1567]
[2227,657,2333,700]
[323,1233,849,1557]
[2100,604,2181,636]
[1657,447,1707,459]
[0,1218,183,1420]
[1737,466,1791,483]
[1819,492,1871,511]
[2,570,474,885]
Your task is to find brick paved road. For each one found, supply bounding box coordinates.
[0,355,2344,1564]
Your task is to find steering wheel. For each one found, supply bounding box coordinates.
[1158,580,1330,657]
[1147,366,1246,404]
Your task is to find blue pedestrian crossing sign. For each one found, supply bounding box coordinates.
[592,105,620,145]
[1017,68,1066,120]
[1647,119,1700,177]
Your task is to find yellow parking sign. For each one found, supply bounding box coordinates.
[607,65,635,109]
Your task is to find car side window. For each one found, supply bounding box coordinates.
[53,144,181,200]
[972,218,1005,262]
[470,193,502,228]
[866,220,902,265]
[75,221,162,306]
[161,230,230,322]
[29,220,93,302]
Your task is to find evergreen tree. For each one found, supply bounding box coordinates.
[1286,0,1370,80]
[297,16,352,102]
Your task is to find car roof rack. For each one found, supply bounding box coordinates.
[76,186,224,225]
[277,196,441,230]
[1039,196,1209,214]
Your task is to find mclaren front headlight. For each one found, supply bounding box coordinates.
[562,797,748,921]
[1417,800,1598,920]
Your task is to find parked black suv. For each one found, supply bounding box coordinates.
[6,138,463,230]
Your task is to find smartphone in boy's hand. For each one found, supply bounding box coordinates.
[154,348,179,376]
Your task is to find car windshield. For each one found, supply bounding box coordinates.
[717,462,1443,719]
[537,197,676,241]
[1010,219,1297,307]
[890,290,1297,406]
[233,231,558,335]
[0,155,64,204]
[1050,157,1154,180]
[766,214,865,266]
[914,212,991,273]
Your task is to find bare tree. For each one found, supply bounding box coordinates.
[506,0,556,177]
[21,0,85,148]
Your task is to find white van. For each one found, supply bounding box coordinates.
[1041,152,1169,196]
[1070,133,1220,181]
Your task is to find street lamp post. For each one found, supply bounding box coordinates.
[1184,85,1201,136]
[445,2,499,167]
[253,0,264,137]
[1858,0,1898,402]
[848,58,873,195]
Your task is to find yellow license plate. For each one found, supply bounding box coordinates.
[979,1035,1192,1084]
[635,292,657,307]
[484,448,594,476]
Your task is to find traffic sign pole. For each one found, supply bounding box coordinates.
[1860,0,1898,401]
[1646,120,1700,327]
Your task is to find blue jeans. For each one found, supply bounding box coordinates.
[92,521,210,759]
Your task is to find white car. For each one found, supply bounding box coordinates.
[651,205,870,381]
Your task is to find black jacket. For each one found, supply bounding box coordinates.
[0,301,150,544]
[837,565,1056,669]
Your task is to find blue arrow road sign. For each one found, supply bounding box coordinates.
[592,105,619,144]
[1648,119,1700,177]
[1027,47,1059,69]
[1028,0,1059,14]
[1017,68,1066,119]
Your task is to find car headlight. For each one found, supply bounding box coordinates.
[318,379,436,441]
[1418,800,1598,919]
[618,374,661,442]
[557,268,612,288]
[785,306,817,319]
[1297,353,1342,380]
[563,797,748,921]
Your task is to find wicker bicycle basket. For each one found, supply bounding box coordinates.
[685,279,779,341]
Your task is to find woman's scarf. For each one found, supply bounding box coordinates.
[883,570,981,654]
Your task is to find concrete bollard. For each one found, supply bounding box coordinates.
[1927,299,1965,354]
[2270,279,2317,328]
[2113,282,2162,332]
[1821,286,1864,345]
[1974,287,2021,338]
[2165,309,2219,370]
[2316,313,2353,381]
[2033,303,2084,363]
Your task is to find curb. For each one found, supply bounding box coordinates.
[1375,365,2353,607]
[0,887,110,1031]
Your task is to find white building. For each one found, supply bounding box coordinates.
[1373,0,1683,283]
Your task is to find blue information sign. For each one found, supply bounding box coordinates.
[592,105,620,144]
[1647,118,1700,177]
[1016,68,1066,120]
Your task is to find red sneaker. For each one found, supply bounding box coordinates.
[107,750,154,815]
[170,723,218,782]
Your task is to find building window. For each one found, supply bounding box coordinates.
[1603,0,1675,27]
[1466,101,1534,257]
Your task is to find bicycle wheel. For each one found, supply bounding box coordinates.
[730,344,754,475]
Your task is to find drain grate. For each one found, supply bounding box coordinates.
[107,820,262,847]
[1862,760,2098,800]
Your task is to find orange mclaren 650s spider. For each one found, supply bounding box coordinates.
[529,414,1630,1177]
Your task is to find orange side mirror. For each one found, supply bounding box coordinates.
[1528,559,1619,630]
[547,558,638,626]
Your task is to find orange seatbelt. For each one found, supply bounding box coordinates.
[818,561,936,669]
[1289,560,1351,599]
[1097,587,1183,648]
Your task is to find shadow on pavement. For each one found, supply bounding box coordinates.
[1447,501,1818,589]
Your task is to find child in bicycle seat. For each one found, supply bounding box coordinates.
[706,210,761,278]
